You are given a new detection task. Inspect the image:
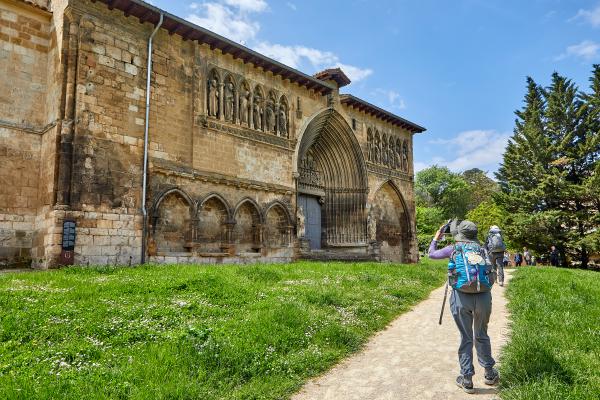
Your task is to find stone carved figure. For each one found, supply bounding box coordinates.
[374,132,380,164]
[388,139,395,168]
[278,106,287,137]
[239,89,249,125]
[395,138,401,169]
[224,82,235,122]
[367,130,373,162]
[367,210,377,241]
[265,101,276,133]
[382,135,388,166]
[402,140,409,172]
[296,206,306,238]
[253,95,262,130]
[207,78,219,117]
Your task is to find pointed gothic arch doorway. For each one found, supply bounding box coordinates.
[296,109,369,251]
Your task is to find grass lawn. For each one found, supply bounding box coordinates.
[500,267,600,400]
[0,260,445,399]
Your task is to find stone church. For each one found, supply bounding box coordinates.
[0,0,425,268]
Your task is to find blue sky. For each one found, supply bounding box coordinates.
[147,0,600,176]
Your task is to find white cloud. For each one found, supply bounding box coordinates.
[254,42,373,82]
[186,1,373,83]
[570,4,600,27]
[372,88,406,110]
[223,0,268,12]
[187,2,260,44]
[426,130,511,173]
[413,161,430,173]
[555,40,600,61]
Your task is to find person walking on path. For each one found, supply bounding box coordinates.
[514,252,523,267]
[550,245,560,266]
[503,251,510,269]
[428,219,499,394]
[523,247,532,266]
[485,225,507,287]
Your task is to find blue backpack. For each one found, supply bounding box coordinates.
[448,243,496,293]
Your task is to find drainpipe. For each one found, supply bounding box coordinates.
[141,13,164,265]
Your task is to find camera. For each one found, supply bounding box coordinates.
[442,219,452,234]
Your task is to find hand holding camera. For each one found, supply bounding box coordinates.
[435,219,453,241]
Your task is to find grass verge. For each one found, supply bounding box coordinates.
[500,267,600,399]
[0,260,445,399]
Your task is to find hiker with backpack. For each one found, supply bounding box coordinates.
[428,219,499,394]
[485,225,506,286]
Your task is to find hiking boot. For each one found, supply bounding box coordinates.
[484,368,499,385]
[499,281,504,287]
[456,375,475,394]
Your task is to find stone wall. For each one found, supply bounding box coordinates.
[0,0,420,267]
[0,1,52,266]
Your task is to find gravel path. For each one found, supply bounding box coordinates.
[293,270,513,400]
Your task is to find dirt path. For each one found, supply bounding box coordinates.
[293,271,513,400]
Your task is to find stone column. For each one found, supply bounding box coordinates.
[249,94,254,129]
[56,12,81,207]
[218,82,224,121]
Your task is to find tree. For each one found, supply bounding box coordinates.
[415,166,471,219]
[496,68,600,268]
[465,201,510,245]
[462,168,499,210]
[415,206,446,252]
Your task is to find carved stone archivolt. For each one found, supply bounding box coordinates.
[297,109,369,246]
[367,127,410,173]
[206,67,290,138]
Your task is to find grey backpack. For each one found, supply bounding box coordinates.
[487,232,506,253]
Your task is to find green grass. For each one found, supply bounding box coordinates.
[0,260,445,399]
[500,267,600,400]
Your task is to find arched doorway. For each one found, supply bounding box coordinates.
[296,109,368,250]
[371,181,411,262]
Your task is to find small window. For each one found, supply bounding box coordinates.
[352,118,357,130]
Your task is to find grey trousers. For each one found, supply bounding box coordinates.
[450,290,495,377]
[489,252,504,284]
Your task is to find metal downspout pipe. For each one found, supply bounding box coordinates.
[141,14,164,264]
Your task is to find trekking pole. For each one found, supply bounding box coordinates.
[439,278,449,325]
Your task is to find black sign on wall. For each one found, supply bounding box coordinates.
[62,220,76,251]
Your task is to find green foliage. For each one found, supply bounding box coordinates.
[415,206,446,252]
[496,66,600,267]
[500,267,600,399]
[465,200,510,244]
[415,165,471,219]
[462,168,499,210]
[0,261,446,400]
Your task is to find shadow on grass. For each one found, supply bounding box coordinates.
[506,341,573,386]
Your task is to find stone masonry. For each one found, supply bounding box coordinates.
[0,0,425,268]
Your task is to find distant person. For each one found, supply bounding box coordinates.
[550,246,559,267]
[514,252,523,266]
[485,225,506,286]
[523,247,532,266]
[531,255,537,266]
[503,251,509,269]
[428,219,499,394]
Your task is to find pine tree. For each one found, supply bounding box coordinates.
[496,69,600,268]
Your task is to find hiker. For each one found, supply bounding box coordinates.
[550,245,559,266]
[485,225,506,286]
[514,252,523,266]
[428,219,499,394]
[523,247,532,266]
[503,251,510,269]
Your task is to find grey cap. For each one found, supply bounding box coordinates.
[453,220,479,243]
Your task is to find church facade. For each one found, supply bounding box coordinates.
[0,0,425,268]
